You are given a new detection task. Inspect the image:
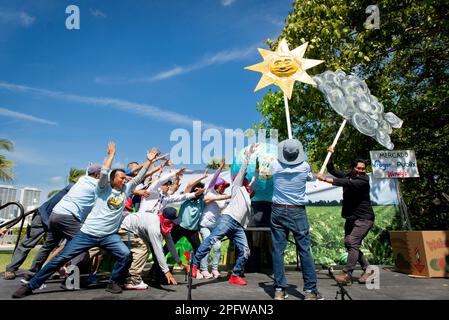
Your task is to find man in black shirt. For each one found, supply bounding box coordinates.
[317,146,374,286]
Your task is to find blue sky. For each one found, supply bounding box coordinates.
[0,0,293,201]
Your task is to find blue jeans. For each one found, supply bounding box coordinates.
[200,226,221,271]
[271,206,318,293]
[28,231,131,290]
[194,215,249,276]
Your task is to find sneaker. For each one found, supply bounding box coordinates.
[4,271,16,280]
[105,282,122,294]
[335,272,353,286]
[358,270,374,284]
[304,290,324,300]
[191,265,198,279]
[274,288,288,300]
[228,275,247,286]
[200,270,213,279]
[123,281,148,290]
[212,270,221,278]
[12,285,33,299]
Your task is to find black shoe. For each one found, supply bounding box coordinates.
[106,282,122,294]
[12,285,33,299]
[22,273,32,281]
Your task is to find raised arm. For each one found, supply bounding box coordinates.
[325,146,347,178]
[234,144,257,188]
[126,148,160,194]
[147,167,185,194]
[249,157,260,192]
[207,158,226,192]
[204,193,231,204]
[98,142,115,190]
[184,169,208,193]
[168,168,182,195]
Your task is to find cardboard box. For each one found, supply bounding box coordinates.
[389,231,449,277]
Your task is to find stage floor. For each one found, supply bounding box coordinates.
[1,266,448,300]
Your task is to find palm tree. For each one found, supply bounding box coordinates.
[0,139,15,182]
[206,158,229,170]
[67,168,85,184]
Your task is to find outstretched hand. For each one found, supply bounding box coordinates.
[165,271,177,285]
[219,158,226,170]
[202,169,208,178]
[147,148,160,162]
[181,262,190,273]
[176,167,187,176]
[107,142,116,156]
[156,153,170,162]
[245,143,258,158]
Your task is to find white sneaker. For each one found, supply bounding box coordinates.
[123,281,148,290]
[195,272,204,279]
[212,270,221,278]
[201,270,213,279]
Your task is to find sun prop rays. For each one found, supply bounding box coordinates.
[245,38,323,99]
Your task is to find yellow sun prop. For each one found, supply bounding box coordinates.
[245,38,324,99]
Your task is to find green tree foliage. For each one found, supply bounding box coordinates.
[206,158,230,170]
[67,168,85,184]
[255,0,449,229]
[0,139,15,182]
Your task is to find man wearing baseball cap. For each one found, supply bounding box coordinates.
[20,163,103,282]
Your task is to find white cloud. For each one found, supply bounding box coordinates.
[0,107,58,125]
[221,0,236,7]
[96,45,256,84]
[0,81,225,130]
[0,11,36,27]
[50,176,63,183]
[90,8,107,18]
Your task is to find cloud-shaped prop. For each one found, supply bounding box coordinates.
[312,70,403,150]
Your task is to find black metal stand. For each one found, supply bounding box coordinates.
[187,248,194,300]
[328,267,353,300]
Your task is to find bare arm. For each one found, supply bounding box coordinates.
[204,193,231,204]
[207,158,226,192]
[147,167,185,194]
[168,170,181,195]
[184,169,208,193]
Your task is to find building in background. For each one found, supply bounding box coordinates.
[19,187,41,224]
[0,185,19,222]
[0,186,42,226]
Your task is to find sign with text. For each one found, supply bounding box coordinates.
[370,150,419,178]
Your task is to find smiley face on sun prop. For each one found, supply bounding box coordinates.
[270,55,299,77]
[245,38,323,99]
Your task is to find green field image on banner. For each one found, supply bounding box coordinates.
[166,237,192,265]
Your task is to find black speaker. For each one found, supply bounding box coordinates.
[248,201,272,228]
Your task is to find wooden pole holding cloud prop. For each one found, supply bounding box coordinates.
[312,69,404,185]
[245,38,323,139]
